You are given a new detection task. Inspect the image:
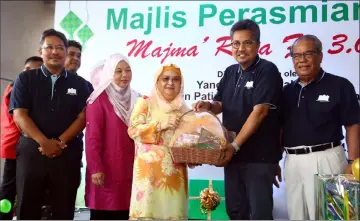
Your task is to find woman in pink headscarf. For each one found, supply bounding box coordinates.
[85,54,141,220]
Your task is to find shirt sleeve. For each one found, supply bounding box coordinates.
[87,81,94,93]
[9,72,30,114]
[340,79,360,126]
[253,64,283,109]
[358,99,360,122]
[127,97,160,144]
[213,67,228,102]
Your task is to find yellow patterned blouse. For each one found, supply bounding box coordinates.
[127,97,188,220]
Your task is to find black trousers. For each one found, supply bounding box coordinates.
[224,161,277,220]
[0,159,16,220]
[90,209,130,220]
[16,136,82,220]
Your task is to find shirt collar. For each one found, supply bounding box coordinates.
[238,54,261,74]
[293,68,326,87]
[41,64,68,78]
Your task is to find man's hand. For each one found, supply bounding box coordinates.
[216,143,235,167]
[273,164,282,188]
[193,101,211,112]
[38,139,63,158]
[91,172,105,187]
[344,164,352,174]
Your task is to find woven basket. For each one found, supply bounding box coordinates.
[169,110,228,166]
[170,146,225,165]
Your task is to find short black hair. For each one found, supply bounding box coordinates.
[230,19,261,42]
[68,40,82,52]
[24,56,43,65]
[40,28,68,48]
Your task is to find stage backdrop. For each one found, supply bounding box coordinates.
[54,0,359,216]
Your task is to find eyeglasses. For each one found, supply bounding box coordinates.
[292,50,318,60]
[231,40,255,49]
[41,45,65,52]
[159,76,181,83]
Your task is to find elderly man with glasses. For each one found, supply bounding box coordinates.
[280,34,360,220]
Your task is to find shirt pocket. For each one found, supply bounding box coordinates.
[61,88,81,114]
[307,99,337,128]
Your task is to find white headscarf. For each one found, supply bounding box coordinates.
[89,60,105,90]
[87,53,140,125]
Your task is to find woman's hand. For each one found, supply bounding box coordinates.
[160,115,180,131]
[91,172,105,187]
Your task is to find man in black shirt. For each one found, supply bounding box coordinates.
[0,56,43,220]
[62,39,94,214]
[9,29,91,219]
[65,39,94,92]
[64,39,94,167]
[194,19,283,220]
[281,34,359,220]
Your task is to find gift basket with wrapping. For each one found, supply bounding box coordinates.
[315,174,359,220]
[169,110,233,165]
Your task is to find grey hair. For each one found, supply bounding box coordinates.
[290,34,323,56]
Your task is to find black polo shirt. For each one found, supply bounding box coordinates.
[9,65,91,141]
[281,69,360,147]
[73,72,95,141]
[214,55,284,163]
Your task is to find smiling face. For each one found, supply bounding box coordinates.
[156,70,182,102]
[39,36,67,69]
[113,60,132,88]
[292,39,323,82]
[231,30,260,69]
[65,46,81,73]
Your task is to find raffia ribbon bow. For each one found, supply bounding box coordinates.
[189,180,225,219]
[200,187,221,213]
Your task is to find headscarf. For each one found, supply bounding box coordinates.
[87,53,140,125]
[149,63,189,114]
[89,60,105,90]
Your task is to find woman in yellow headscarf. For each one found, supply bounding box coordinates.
[127,64,190,220]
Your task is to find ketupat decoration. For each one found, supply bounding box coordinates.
[189,179,229,220]
[315,174,360,220]
[60,11,83,40]
[76,24,94,49]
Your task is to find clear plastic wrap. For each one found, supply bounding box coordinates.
[169,110,227,150]
[169,110,230,165]
[315,174,360,220]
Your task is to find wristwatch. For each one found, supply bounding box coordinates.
[231,142,240,153]
[347,159,354,164]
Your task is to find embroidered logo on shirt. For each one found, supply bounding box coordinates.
[245,81,254,89]
[316,94,330,102]
[66,88,77,96]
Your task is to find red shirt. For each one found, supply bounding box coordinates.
[1,84,20,159]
